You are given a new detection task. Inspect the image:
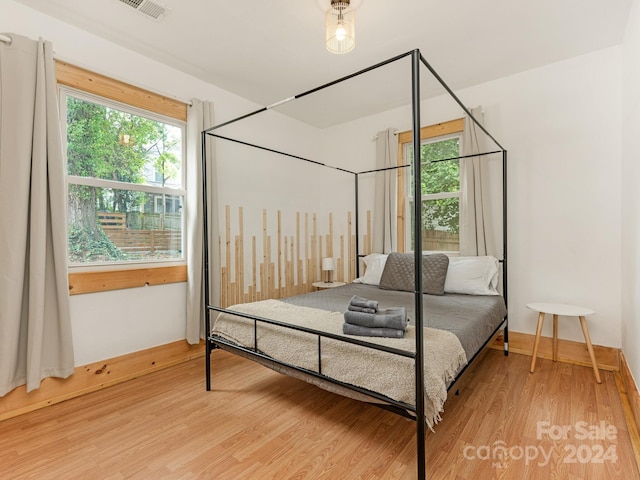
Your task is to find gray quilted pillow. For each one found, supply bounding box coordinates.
[378,253,450,295]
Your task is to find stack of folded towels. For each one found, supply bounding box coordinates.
[343,295,408,338]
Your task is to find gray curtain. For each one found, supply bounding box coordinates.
[372,128,398,254]
[185,100,219,344]
[0,33,74,396]
[459,106,495,256]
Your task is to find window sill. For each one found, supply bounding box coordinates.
[68,265,187,295]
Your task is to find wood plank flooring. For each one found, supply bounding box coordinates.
[1,349,638,479]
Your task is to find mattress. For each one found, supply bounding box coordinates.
[282,283,507,360]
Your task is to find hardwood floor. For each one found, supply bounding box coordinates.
[1,349,638,479]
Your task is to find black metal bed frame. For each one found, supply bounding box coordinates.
[201,48,508,480]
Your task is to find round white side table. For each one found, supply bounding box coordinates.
[526,302,601,383]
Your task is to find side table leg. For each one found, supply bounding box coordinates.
[530,312,545,373]
[579,316,602,384]
[553,314,558,362]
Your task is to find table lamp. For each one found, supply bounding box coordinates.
[322,257,335,283]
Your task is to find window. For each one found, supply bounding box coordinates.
[397,119,464,253]
[59,84,186,266]
[55,62,189,293]
[56,61,187,280]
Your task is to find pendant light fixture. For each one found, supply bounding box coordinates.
[326,0,355,54]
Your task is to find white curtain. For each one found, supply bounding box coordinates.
[459,106,496,256]
[0,34,74,396]
[185,100,219,344]
[372,128,398,254]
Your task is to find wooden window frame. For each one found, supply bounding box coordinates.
[56,62,187,121]
[57,62,189,294]
[396,118,464,252]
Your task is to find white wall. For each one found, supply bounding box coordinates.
[622,0,640,384]
[1,0,324,365]
[322,47,623,349]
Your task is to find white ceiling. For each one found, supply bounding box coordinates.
[15,0,633,128]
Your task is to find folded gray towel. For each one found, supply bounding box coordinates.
[349,295,378,311]
[344,307,408,330]
[342,322,405,338]
[347,304,377,314]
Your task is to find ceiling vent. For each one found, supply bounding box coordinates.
[116,0,169,21]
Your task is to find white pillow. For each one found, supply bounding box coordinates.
[352,253,388,285]
[444,256,499,295]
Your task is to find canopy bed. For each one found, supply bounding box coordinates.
[201,49,508,480]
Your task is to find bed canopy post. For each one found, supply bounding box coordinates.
[502,149,509,356]
[354,173,361,278]
[411,48,427,480]
[202,130,213,390]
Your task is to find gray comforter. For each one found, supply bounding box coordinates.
[283,283,507,360]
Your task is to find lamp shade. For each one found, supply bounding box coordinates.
[326,1,355,54]
[322,257,335,271]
